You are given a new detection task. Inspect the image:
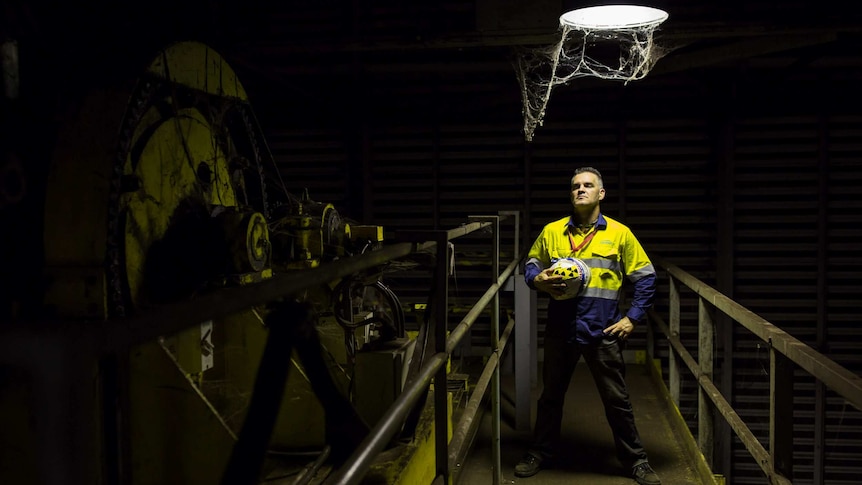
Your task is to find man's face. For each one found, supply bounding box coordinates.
[570,172,605,209]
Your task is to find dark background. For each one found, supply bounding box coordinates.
[2,1,861,484]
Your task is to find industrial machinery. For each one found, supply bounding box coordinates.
[29,41,424,485]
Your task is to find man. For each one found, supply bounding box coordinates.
[515,167,661,485]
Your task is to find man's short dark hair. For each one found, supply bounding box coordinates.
[572,167,603,187]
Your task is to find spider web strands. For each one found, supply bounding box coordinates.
[514,24,666,141]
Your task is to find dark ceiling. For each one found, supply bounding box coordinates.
[2,0,858,171]
[4,0,861,91]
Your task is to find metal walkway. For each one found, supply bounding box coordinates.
[458,362,705,485]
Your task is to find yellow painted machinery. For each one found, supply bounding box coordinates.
[30,41,433,485]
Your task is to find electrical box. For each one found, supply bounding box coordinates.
[353,337,416,427]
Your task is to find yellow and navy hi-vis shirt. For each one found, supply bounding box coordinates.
[525,213,656,344]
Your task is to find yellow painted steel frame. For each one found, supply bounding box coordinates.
[364,390,453,485]
[37,39,411,485]
[40,41,296,485]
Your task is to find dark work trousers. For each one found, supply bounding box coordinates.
[529,334,648,469]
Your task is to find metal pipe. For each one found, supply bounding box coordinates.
[448,318,515,476]
[0,216,515,485]
[97,220,502,351]
[325,225,522,485]
[656,256,862,412]
[291,446,331,485]
[0,242,417,349]
[649,310,792,485]
[322,352,448,485]
[445,257,521,355]
[433,233,450,483]
[489,217,502,485]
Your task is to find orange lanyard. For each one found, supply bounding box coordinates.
[568,227,597,253]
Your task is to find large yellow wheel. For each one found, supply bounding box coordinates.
[42,41,281,485]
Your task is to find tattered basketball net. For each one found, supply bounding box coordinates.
[514,5,669,141]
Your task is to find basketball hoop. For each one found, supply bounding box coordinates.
[514,4,670,141]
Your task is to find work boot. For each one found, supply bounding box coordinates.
[514,453,545,478]
[632,462,661,485]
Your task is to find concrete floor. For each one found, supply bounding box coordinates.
[260,361,707,485]
[456,363,705,485]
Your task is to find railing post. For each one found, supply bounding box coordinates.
[512,276,535,433]
[652,256,862,485]
[770,343,794,480]
[498,211,533,432]
[433,232,450,484]
[490,217,502,485]
[502,210,533,433]
[698,297,715,467]
[669,276,681,407]
[471,215,502,485]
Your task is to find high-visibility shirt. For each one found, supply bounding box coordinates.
[525,213,656,344]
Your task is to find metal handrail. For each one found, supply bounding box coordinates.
[448,315,515,480]
[324,215,523,485]
[0,215,520,485]
[649,255,862,485]
[657,258,862,409]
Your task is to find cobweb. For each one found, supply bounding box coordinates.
[514,23,670,141]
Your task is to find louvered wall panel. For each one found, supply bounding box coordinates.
[621,116,716,346]
[364,126,440,325]
[732,117,820,485]
[436,124,524,348]
[734,118,821,334]
[437,124,524,228]
[266,127,351,209]
[730,113,862,485]
[622,118,715,272]
[527,120,621,223]
[826,118,862,375]
[368,126,438,232]
[622,117,717,436]
[367,121,526,345]
[822,118,862,485]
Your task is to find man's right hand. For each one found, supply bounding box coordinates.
[533,268,566,298]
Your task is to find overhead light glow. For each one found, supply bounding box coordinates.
[560,5,669,30]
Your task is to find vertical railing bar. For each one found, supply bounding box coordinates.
[657,257,862,408]
[490,217,502,485]
[500,210,532,432]
[698,297,715,467]
[770,343,794,479]
[324,250,521,485]
[323,218,527,485]
[445,258,521,356]
[447,318,515,477]
[669,276,681,407]
[467,214,504,485]
[433,232,449,484]
[646,313,655,363]
[651,256,822,485]
[446,255,522,480]
[648,309,791,484]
